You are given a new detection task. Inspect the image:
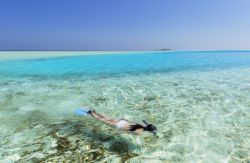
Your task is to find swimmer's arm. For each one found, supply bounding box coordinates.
[134,128,144,135]
[118,128,143,135]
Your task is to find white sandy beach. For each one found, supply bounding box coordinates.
[0,51,149,60]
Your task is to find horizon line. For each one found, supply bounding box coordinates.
[1,49,250,52]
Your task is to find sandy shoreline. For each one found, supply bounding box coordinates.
[0,51,149,60]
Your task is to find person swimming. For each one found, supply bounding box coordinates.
[87,110,157,136]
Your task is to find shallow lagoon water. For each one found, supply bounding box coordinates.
[0,51,250,162]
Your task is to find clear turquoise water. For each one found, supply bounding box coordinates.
[0,51,250,162]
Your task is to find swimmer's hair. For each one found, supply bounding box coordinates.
[129,124,144,131]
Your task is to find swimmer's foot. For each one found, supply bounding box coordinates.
[87,109,95,114]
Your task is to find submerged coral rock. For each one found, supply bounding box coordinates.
[23,110,49,127]
[30,157,41,163]
[56,137,71,153]
[109,141,128,153]
[15,110,49,132]
[144,95,158,101]
[94,96,108,102]
[121,152,139,162]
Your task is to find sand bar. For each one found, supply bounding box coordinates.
[0,51,150,61]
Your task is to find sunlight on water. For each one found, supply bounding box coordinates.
[0,51,250,162]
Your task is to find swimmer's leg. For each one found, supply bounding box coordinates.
[89,110,118,126]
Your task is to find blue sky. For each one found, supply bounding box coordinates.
[0,0,250,50]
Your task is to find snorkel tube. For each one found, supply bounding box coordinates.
[143,120,158,137]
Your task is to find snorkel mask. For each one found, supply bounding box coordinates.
[143,120,158,137]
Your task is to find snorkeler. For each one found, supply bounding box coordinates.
[75,108,157,136]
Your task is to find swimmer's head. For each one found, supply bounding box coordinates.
[143,120,157,136]
[145,124,157,131]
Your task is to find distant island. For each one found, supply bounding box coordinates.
[155,49,172,51]
[161,49,172,51]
